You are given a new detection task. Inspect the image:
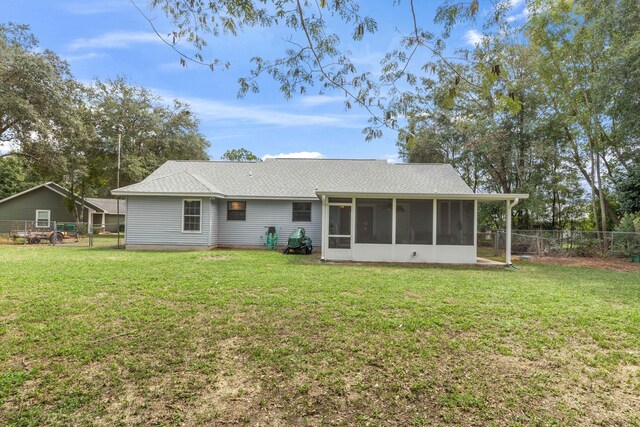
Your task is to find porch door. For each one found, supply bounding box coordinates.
[327,203,352,260]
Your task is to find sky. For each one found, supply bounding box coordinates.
[3,0,527,161]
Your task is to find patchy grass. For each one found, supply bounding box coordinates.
[0,246,639,426]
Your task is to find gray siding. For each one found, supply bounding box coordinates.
[126,196,211,246]
[217,200,322,247]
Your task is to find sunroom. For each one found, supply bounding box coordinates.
[318,193,528,265]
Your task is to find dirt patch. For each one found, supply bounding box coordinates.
[522,256,640,272]
[201,254,233,261]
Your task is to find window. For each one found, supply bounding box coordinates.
[396,200,433,244]
[356,199,392,244]
[292,202,312,222]
[328,205,351,248]
[35,210,50,228]
[227,201,246,221]
[183,200,201,232]
[436,200,474,245]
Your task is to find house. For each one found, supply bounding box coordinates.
[84,198,126,233]
[0,182,125,233]
[112,159,528,264]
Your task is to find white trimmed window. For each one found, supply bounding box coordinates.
[182,199,202,232]
[35,210,51,228]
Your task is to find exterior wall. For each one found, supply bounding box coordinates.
[0,187,88,233]
[91,212,124,233]
[217,199,322,248]
[322,196,478,264]
[351,244,476,263]
[125,196,211,247]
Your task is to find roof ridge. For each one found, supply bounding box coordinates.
[185,171,221,194]
[393,163,449,166]
[263,158,384,161]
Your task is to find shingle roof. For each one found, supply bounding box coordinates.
[85,198,126,214]
[0,182,109,212]
[112,159,474,198]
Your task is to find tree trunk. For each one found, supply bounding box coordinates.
[589,139,600,234]
[595,152,608,248]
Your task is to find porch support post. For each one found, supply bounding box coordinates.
[391,198,397,245]
[432,199,437,246]
[101,212,106,233]
[474,199,478,258]
[506,198,520,266]
[321,195,327,261]
[350,197,356,252]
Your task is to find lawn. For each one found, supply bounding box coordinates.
[0,246,638,426]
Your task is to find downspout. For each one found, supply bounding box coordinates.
[505,197,520,266]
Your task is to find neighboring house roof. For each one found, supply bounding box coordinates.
[112,159,482,199]
[0,182,123,213]
[85,198,126,214]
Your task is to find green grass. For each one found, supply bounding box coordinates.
[0,246,639,426]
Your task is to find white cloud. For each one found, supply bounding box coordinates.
[297,95,345,107]
[464,30,484,46]
[262,151,326,160]
[510,0,526,7]
[383,153,402,164]
[153,89,364,129]
[61,0,128,15]
[68,31,161,50]
[506,8,530,22]
[64,52,106,62]
[349,51,383,69]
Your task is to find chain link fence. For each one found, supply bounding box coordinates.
[478,229,640,258]
[0,220,124,248]
[3,219,638,257]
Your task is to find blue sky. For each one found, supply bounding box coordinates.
[4,0,525,161]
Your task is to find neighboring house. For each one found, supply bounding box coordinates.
[113,159,528,264]
[85,198,126,233]
[0,182,125,233]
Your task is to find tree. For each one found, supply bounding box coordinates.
[83,77,210,196]
[0,23,213,222]
[221,148,260,162]
[395,11,592,230]
[0,156,41,199]
[139,1,638,230]
[617,162,640,214]
[0,23,75,159]
[143,0,501,140]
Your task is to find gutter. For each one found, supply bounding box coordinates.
[315,191,529,201]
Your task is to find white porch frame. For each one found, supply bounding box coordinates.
[318,193,527,265]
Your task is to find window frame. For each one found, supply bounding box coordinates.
[395,199,434,245]
[227,201,247,221]
[436,200,474,246]
[292,202,312,222]
[182,199,202,233]
[355,198,393,244]
[35,210,51,228]
[328,202,352,249]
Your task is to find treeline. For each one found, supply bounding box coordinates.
[0,23,209,218]
[397,0,639,232]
